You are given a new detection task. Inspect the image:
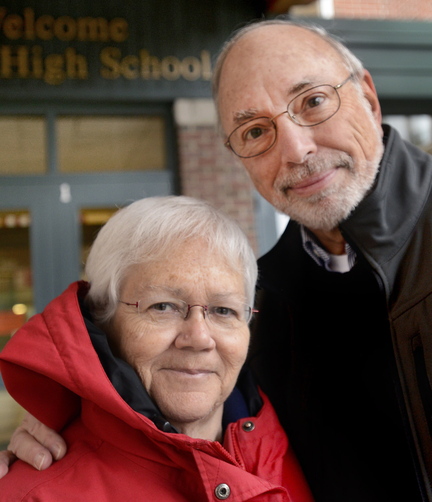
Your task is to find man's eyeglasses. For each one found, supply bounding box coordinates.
[225,74,354,159]
[119,297,258,329]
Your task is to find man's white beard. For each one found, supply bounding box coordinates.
[272,140,383,231]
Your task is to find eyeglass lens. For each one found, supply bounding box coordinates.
[130,298,253,328]
[228,84,342,158]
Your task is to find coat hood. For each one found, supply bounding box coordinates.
[0,282,316,502]
[1,281,261,435]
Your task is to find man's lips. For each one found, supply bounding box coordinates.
[289,169,338,196]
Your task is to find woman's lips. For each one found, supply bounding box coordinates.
[164,368,213,376]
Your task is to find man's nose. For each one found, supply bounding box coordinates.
[174,308,216,351]
[275,113,317,165]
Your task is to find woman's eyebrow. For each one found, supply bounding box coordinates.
[136,285,182,297]
[209,292,247,304]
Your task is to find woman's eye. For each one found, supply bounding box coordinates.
[150,302,177,312]
[212,306,236,318]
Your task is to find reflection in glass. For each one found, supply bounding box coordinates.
[0,210,32,448]
[80,208,118,279]
[0,116,46,175]
[58,116,167,173]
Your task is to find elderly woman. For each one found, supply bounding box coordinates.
[0,196,313,501]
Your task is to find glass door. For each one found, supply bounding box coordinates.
[0,210,32,448]
[0,102,176,448]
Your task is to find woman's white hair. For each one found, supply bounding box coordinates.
[85,195,257,324]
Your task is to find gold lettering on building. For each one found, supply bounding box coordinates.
[0,7,213,85]
[0,45,88,84]
[100,47,212,82]
[0,7,128,42]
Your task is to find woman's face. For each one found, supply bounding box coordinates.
[104,239,251,439]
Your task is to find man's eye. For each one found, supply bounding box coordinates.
[245,126,264,140]
[305,94,326,109]
[242,120,273,141]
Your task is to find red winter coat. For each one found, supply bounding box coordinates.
[0,282,314,502]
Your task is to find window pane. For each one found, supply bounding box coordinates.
[0,116,46,175]
[58,116,167,173]
[0,210,33,319]
[80,207,118,278]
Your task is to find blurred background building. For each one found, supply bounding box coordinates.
[0,0,431,447]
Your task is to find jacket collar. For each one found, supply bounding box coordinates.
[258,125,432,293]
[80,298,178,432]
[340,125,432,288]
[80,295,262,433]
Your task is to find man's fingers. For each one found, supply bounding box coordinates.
[21,414,66,461]
[7,413,67,471]
[0,450,16,479]
[8,428,53,470]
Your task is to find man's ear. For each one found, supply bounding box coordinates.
[361,69,382,125]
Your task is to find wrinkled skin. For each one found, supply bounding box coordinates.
[218,24,383,252]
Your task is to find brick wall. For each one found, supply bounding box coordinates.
[291,0,432,19]
[333,0,432,20]
[177,124,258,252]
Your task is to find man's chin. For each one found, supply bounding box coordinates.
[274,194,352,231]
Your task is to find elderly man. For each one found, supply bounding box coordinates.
[213,19,432,502]
[2,19,432,502]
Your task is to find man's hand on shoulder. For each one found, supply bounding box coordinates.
[0,412,67,478]
[0,450,16,479]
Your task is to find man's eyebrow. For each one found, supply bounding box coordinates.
[287,79,316,98]
[232,108,260,125]
[231,79,318,126]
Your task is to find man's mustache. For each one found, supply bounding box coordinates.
[276,153,352,190]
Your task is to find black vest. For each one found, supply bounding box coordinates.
[251,251,422,502]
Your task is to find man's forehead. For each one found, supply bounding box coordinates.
[219,64,330,124]
[217,25,343,125]
[222,33,327,87]
[231,24,324,55]
[228,75,320,125]
[223,24,340,78]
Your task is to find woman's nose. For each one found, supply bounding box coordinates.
[174,308,216,351]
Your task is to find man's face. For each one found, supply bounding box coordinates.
[218,25,384,231]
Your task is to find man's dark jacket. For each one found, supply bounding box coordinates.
[250,125,432,502]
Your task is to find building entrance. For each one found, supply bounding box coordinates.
[0,103,176,447]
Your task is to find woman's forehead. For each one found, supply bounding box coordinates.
[121,250,246,299]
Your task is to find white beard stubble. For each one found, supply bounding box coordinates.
[272,127,384,231]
